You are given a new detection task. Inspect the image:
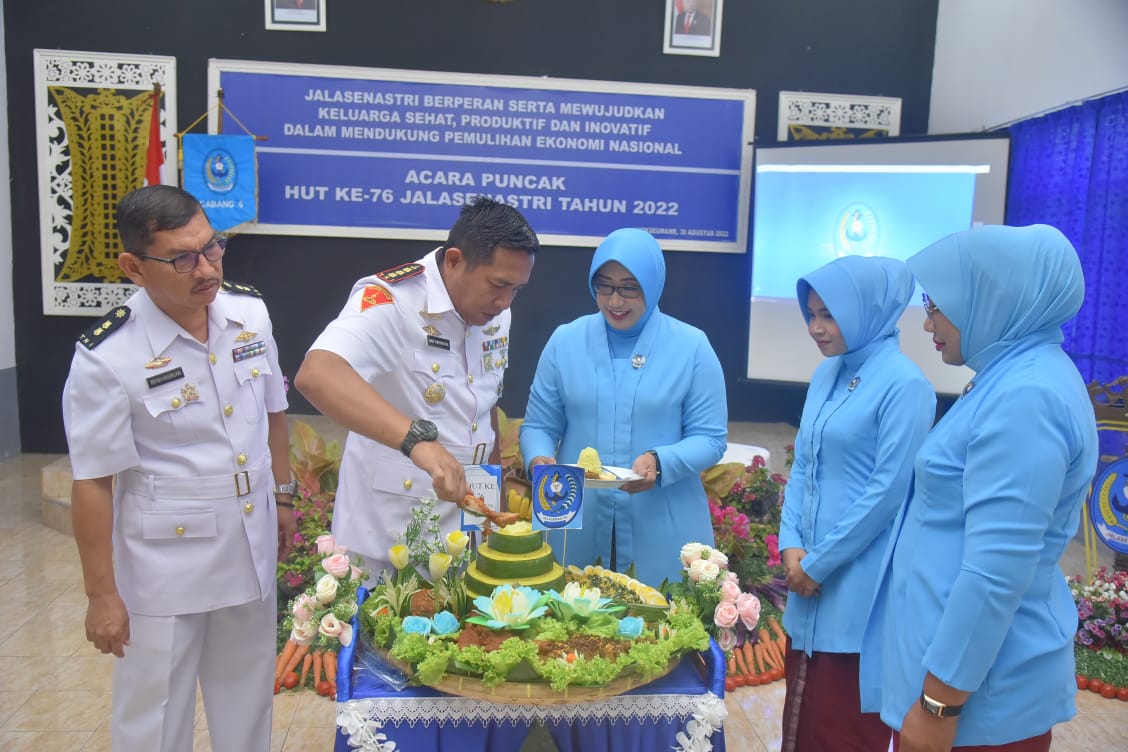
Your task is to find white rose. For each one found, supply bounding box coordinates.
[688,559,720,583]
[687,558,710,582]
[339,623,354,648]
[319,613,344,639]
[315,573,339,605]
[290,619,318,645]
[680,542,707,567]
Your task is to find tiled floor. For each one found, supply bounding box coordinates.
[2,424,1126,751]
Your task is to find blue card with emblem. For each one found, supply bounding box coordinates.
[530,465,584,531]
[460,464,503,532]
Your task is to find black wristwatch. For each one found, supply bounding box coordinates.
[645,449,662,480]
[400,419,439,457]
[919,692,963,718]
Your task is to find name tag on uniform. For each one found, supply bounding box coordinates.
[427,335,450,351]
[146,367,185,389]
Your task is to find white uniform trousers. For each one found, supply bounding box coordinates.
[112,594,276,752]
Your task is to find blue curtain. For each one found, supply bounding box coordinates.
[1006,90,1128,385]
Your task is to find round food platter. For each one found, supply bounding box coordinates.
[583,466,642,489]
[378,647,683,706]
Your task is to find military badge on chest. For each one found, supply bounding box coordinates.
[481,336,508,372]
[232,341,267,362]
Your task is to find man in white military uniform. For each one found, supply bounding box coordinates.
[63,186,296,752]
[296,197,538,576]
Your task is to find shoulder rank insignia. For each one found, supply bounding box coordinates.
[360,285,394,311]
[78,306,131,350]
[376,263,424,285]
[221,280,262,297]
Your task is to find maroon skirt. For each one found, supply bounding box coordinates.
[893,729,1052,752]
[781,639,891,752]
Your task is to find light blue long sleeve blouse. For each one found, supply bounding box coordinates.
[520,229,727,586]
[860,225,1099,746]
[780,256,935,655]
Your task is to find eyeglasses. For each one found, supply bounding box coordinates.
[136,236,227,274]
[593,282,643,299]
[921,292,939,317]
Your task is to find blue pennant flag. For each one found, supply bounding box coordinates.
[530,464,584,531]
[182,134,257,231]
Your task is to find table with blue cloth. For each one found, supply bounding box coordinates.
[333,593,727,751]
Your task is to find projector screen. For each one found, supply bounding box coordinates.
[746,135,1010,395]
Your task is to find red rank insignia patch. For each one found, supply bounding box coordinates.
[360,285,394,311]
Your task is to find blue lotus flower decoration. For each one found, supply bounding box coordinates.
[466,584,549,630]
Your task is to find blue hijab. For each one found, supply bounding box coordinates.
[906,224,1084,372]
[796,255,915,369]
[588,228,665,337]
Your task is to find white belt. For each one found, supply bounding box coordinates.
[121,459,271,500]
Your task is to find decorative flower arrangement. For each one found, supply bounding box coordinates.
[377,498,475,619]
[276,420,342,600]
[664,541,789,690]
[664,542,762,651]
[1070,566,1128,698]
[275,532,367,698]
[700,453,791,616]
[360,510,710,692]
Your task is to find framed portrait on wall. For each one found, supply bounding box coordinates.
[265,0,326,32]
[664,0,723,57]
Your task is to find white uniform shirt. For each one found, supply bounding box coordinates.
[62,285,287,615]
[309,249,510,573]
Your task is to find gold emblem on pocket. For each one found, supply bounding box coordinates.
[145,356,171,369]
[181,383,200,402]
[235,330,257,342]
[424,382,446,404]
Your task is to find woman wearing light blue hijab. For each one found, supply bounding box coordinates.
[860,225,1098,752]
[779,256,935,752]
[520,228,727,586]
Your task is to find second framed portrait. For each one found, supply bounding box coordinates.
[664,0,722,57]
[265,0,326,32]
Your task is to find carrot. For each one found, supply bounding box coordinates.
[753,640,771,671]
[760,629,783,669]
[731,646,747,676]
[774,638,788,668]
[727,654,738,677]
[743,641,759,674]
[751,642,764,673]
[324,651,337,688]
[768,615,787,644]
[299,652,314,687]
[275,640,299,682]
[281,642,310,681]
[313,650,324,686]
[762,640,780,667]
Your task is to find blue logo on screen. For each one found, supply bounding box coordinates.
[203,149,237,194]
[834,204,879,256]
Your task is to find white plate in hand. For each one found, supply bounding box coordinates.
[584,466,642,488]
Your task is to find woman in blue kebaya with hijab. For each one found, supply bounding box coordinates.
[860,225,1098,752]
[778,256,935,752]
[520,228,727,586]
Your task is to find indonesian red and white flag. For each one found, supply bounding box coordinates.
[145,89,167,186]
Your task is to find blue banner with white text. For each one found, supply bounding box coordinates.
[209,61,755,252]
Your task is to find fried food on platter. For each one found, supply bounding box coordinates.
[459,493,520,527]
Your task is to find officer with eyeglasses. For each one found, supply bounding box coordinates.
[62,185,294,751]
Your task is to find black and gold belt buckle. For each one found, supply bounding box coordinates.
[234,471,252,497]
